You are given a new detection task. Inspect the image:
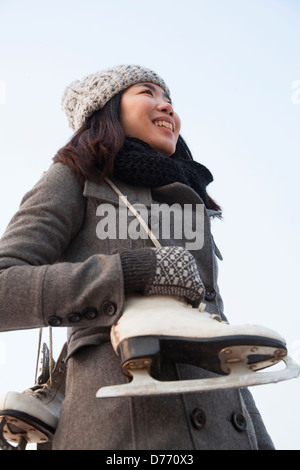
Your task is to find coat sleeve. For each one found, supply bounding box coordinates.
[0,163,125,332]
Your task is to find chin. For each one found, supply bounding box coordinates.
[160,150,175,158]
[140,137,176,157]
[155,145,176,157]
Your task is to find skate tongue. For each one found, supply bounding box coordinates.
[96,356,300,398]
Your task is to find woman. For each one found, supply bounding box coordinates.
[0,65,285,450]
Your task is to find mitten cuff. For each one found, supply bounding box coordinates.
[120,248,156,294]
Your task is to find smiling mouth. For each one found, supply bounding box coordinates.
[153,120,174,132]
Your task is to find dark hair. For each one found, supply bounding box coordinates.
[53,91,124,185]
[54,91,221,212]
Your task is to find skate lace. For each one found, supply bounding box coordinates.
[24,382,54,400]
[35,327,54,387]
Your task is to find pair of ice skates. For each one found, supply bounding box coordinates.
[0,294,299,449]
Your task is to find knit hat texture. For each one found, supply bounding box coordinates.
[62,64,170,131]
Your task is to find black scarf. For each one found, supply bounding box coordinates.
[113,137,213,206]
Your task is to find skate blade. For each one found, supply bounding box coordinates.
[96,355,300,398]
[0,414,50,446]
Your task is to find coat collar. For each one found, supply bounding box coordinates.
[84,177,153,208]
[84,177,206,208]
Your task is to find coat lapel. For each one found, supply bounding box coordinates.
[84,177,153,208]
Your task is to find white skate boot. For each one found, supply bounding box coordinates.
[0,343,67,449]
[97,295,300,398]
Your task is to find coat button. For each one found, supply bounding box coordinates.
[191,408,207,430]
[231,412,247,432]
[68,312,81,323]
[48,315,62,327]
[102,301,116,316]
[82,307,98,320]
[205,286,216,301]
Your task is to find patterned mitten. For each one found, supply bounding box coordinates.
[120,246,204,306]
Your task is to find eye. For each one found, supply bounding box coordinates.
[140,89,153,96]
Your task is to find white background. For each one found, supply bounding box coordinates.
[0,0,299,450]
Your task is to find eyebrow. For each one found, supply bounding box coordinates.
[135,82,172,103]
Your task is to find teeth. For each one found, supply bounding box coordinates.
[154,120,173,132]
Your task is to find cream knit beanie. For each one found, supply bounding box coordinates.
[62,64,170,131]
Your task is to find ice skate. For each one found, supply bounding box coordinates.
[97,295,300,398]
[0,343,67,450]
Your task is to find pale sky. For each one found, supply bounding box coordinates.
[0,0,299,450]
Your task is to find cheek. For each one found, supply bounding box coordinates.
[120,109,137,136]
[121,114,146,138]
[174,114,181,137]
[120,101,149,136]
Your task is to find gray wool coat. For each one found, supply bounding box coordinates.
[0,162,274,450]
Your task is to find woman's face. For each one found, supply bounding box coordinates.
[120,82,181,157]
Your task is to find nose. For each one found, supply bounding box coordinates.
[157,99,174,116]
